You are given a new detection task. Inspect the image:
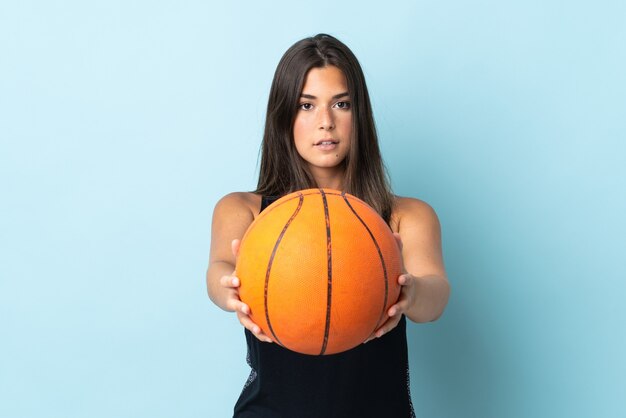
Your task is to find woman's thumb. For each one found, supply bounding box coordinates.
[231,238,241,258]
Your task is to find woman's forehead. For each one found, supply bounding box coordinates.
[301,66,349,97]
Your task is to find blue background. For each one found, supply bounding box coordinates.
[1,1,624,417]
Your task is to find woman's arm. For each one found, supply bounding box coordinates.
[206,192,253,309]
[206,192,273,342]
[393,198,450,324]
[368,198,450,341]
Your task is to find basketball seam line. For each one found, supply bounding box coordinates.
[341,191,389,335]
[252,190,364,228]
[264,192,304,349]
[319,188,333,356]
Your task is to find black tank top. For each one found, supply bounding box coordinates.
[233,195,415,418]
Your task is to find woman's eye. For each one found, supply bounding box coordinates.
[299,103,313,110]
[335,101,351,110]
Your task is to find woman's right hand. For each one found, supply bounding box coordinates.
[220,238,273,343]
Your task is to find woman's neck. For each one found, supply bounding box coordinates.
[310,166,345,191]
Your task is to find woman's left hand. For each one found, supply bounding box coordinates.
[365,232,416,343]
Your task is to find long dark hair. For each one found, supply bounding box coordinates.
[253,33,395,224]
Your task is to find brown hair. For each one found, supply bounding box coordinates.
[253,34,395,224]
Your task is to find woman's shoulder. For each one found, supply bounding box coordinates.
[391,195,441,233]
[214,191,264,219]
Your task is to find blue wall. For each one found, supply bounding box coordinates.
[1,1,624,417]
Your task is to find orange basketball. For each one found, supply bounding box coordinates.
[236,188,402,355]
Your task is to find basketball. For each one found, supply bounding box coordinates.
[236,188,402,355]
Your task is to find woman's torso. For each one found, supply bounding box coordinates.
[233,192,415,418]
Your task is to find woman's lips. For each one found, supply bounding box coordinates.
[314,140,338,151]
[314,142,338,151]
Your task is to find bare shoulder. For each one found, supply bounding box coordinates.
[210,192,263,265]
[391,195,441,234]
[213,191,263,220]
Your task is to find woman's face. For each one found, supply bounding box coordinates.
[293,65,352,179]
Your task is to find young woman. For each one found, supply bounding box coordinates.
[207,34,450,418]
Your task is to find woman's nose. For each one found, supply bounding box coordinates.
[318,107,335,130]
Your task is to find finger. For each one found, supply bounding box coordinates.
[387,299,410,317]
[236,311,258,332]
[220,274,240,288]
[388,286,412,316]
[364,311,402,343]
[374,315,401,338]
[364,329,378,344]
[237,312,273,343]
[398,273,412,286]
[225,296,247,313]
[388,304,401,317]
[387,293,408,317]
[237,301,250,315]
[231,239,241,258]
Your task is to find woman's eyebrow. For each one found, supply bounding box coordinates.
[300,92,350,100]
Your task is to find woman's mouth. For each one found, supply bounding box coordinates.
[314,140,338,151]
